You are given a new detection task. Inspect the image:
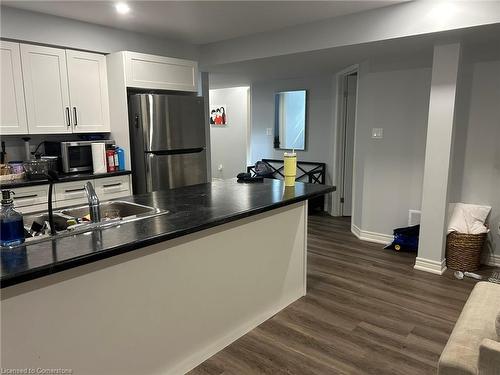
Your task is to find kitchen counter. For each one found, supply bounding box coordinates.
[0,170,132,189]
[1,178,334,374]
[1,179,334,288]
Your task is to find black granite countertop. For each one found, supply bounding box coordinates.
[0,179,335,288]
[0,170,132,189]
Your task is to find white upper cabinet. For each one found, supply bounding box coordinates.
[18,44,111,135]
[20,44,72,134]
[66,50,110,133]
[123,51,198,92]
[0,41,28,135]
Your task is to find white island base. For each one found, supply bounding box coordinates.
[1,201,308,375]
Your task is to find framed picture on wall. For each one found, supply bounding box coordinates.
[210,105,227,126]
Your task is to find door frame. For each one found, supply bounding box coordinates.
[330,64,359,217]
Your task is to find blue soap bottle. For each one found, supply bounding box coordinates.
[116,147,125,171]
[0,190,25,247]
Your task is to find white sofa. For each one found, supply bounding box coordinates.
[438,282,500,375]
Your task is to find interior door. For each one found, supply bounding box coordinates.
[0,41,28,135]
[66,50,110,133]
[145,150,207,192]
[20,44,72,134]
[341,73,357,216]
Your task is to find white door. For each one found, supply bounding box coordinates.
[20,44,72,134]
[66,50,110,133]
[0,41,28,135]
[341,73,357,216]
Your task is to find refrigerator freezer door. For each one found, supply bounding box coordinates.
[132,94,206,152]
[145,149,208,191]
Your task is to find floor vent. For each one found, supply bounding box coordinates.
[408,210,421,226]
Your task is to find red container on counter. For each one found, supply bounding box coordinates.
[106,149,116,172]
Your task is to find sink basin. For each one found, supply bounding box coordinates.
[61,201,162,220]
[6,201,169,248]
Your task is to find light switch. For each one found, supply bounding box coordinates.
[372,128,383,139]
[266,128,273,136]
[218,164,223,171]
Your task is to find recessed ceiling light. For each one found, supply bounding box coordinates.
[115,2,130,15]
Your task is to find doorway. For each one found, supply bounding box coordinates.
[333,68,358,218]
[340,73,357,216]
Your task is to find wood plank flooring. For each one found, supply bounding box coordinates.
[189,214,497,375]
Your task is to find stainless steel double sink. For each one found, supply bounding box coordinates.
[20,201,169,246]
[61,201,163,220]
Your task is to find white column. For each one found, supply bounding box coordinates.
[415,43,461,275]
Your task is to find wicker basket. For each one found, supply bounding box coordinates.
[446,232,487,271]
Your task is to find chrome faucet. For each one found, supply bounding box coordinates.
[84,181,101,223]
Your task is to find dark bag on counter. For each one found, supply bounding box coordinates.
[254,161,274,178]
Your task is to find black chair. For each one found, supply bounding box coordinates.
[247,159,327,212]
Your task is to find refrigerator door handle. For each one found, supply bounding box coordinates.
[145,153,154,192]
[146,147,205,156]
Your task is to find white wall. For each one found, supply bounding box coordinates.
[0,6,198,59]
[450,57,500,262]
[353,64,431,236]
[250,75,336,184]
[209,87,249,180]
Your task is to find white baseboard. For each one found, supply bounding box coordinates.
[483,253,500,267]
[414,257,447,275]
[351,223,361,238]
[351,224,393,245]
[169,294,302,375]
[350,224,499,273]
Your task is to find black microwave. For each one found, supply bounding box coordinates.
[45,140,114,173]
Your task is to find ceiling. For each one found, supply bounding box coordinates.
[2,1,405,45]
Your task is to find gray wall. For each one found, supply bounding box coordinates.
[0,6,198,59]
[353,64,431,235]
[450,57,500,261]
[209,87,249,180]
[250,75,336,184]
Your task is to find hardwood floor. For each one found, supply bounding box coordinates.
[189,214,496,375]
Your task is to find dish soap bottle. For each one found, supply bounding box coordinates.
[0,190,25,247]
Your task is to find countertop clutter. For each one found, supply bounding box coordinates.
[0,179,335,288]
[0,170,132,189]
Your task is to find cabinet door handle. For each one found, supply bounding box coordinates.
[103,183,122,188]
[13,194,38,200]
[64,187,85,193]
[65,107,71,127]
[73,107,78,126]
[13,194,39,206]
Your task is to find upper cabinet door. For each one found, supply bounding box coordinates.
[20,44,72,134]
[124,51,198,92]
[66,50,110,133]
[0,41,28,135]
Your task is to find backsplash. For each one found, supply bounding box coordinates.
[1,134,111,162]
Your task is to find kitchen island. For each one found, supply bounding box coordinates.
[1,179,334,375]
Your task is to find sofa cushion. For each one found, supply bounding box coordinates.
[438,282,500,375]
[496,312,500,339]
[478,338,500,375]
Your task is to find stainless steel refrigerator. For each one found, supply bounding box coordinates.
[128,94,208,193]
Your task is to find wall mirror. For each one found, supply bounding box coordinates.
[274,90,307,150]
